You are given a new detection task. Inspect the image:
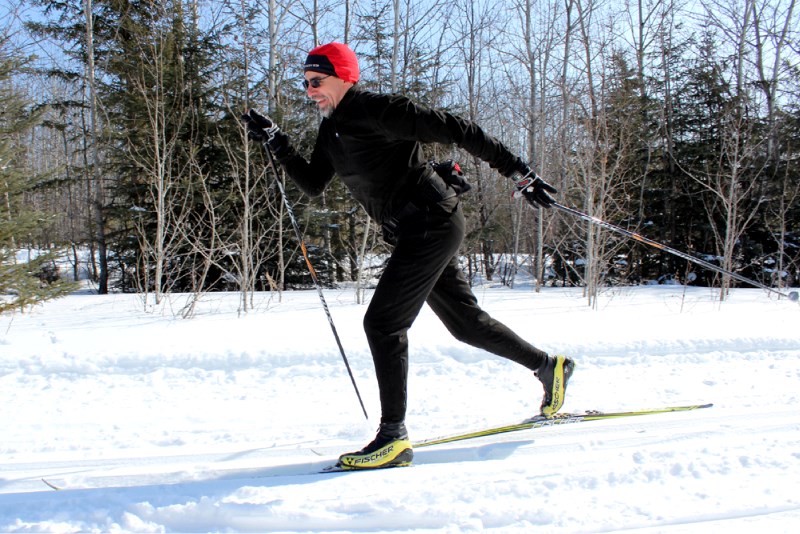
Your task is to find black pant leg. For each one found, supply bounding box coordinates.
[364,206,549,424]
[363,208,464,424]
[426,256,548,371]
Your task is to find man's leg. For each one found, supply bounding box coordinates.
[363,209,464,424]
[336,209,464,469]
[425,257,548,370]
[426,248,574,416]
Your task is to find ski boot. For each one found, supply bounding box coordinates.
[535,354,575,417]
[336,422,413,470]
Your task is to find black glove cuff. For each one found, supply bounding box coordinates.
[266,130,290,157]
[512,166,539,190]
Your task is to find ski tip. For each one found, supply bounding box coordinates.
[321,464,344,473]
[41,478,62,491]
[523,402,714,423]
[320,461,412,474]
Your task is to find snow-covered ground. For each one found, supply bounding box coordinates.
[1,283,799,532]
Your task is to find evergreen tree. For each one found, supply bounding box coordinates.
[0,39,77,312]
[661,31,731,286]
[88,0,234,295]
[600,50,659,284]
[26,0,112,293]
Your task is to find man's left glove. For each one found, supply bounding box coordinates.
[431,159,472,196]
[241,109,287,153]
[511,164,558,208]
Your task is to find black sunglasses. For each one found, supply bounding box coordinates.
[303,75,331,89]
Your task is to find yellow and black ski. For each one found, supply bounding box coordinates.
[319,404,712,472]
[412,403,713,448]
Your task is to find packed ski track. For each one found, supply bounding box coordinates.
[1,285,799,532]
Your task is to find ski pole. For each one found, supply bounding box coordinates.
[552,202,799,302]
[263,150,370,420]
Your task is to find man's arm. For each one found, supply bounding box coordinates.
[242,109,335,197]
[371,95,557,208]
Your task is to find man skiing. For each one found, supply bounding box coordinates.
[243,42,574,470]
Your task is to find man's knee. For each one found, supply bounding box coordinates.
[364,308,395,337]
[363,307,412,343]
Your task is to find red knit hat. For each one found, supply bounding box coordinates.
[304,42,360,84]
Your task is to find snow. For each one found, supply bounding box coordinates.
[1,283,799,532]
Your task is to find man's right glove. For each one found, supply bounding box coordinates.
[241,109,287,153]
[511,164,558,208]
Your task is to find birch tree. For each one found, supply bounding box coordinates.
[692,0,773,300]
[505,0,566,289]
[571,0,645,305]
[452,0,502,281]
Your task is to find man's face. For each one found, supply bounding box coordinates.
[304,72,352,118]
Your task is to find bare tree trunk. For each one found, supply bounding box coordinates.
[126,4,192,308]
[456,0,498,281]
[521,0,543,291]
[268,0,278,108]
[390,0,400,92]
[751,0,796,165]
[310,0,319,45]
[575,0,600,306]
[344,0,351,43]
[84,0,108,294]
[354,213,372,305]
[560,0,574,195]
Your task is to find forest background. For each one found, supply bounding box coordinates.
[1,0,798,315]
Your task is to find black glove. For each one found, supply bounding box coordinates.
[431,159,472,195]
[511,164,557,208]
[241,109,287,152]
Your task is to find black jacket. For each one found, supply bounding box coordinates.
[274,88,524,224]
